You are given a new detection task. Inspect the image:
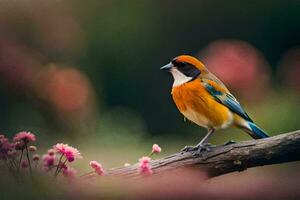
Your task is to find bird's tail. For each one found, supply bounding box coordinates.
[243,121,269,139]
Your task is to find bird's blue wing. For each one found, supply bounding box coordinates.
[203,81,253,122]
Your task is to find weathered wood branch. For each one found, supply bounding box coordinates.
[107,130,300,179]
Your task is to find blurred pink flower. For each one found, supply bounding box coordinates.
[198,39,270,100]
[29,145,37,152]
[89,161,104,175]
[21,160,28,168]
[13,131,36,143]
[53,143,82,162]
[138,156,153,175]
[0,135,12,158]
[7,149,19,158]
[89,160,101,169]
[44,67,92,112]
[59,162,68,170]
[47,149,55,156]
[42,154,55,168]
[14,141,25,150]
[0,136,9,145]
[65,151,75,162]
[32,154,40,161]
[152,144,162,154]
[63,167,77,178]
[139,156,151,164]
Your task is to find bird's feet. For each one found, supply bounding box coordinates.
[224,140,236,146]
[181,143,214,155]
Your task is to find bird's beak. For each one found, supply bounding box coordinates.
[160,63,173,71]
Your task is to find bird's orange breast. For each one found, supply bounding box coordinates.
[171,79,233,129]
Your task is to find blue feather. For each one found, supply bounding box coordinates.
[248,122,269,139]
[203,82,253,122]
[202,80,269,139]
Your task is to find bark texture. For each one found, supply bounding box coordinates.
[107,130,300,178]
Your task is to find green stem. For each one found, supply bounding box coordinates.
[18,149,24,171]
[25,143,32,175]
[55,158,67,177]
[54,154,64,176]
[11,159,18,170]
[3,159,11,170]
[46,165,58,172]
[9,159,17,172]
[3,159,16,176]
[148,151,154,157]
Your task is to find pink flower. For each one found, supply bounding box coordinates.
[0,136,12,158]
[152,144,162,154]
[139,156,151,164]
[95,168,104,175]
[7,149,19,158]
[21,160,28,168]
[0,135,8,143]
[32,154,40,161]
[14,141,25,150]
[138,156,152,175]
[139,163,153,175]
[53,143,82,162]
[63,167,77,178]
[65,151,75,162]
[89,160,101,169]
[53,143,68,154]
[89,160,104,175]
[29,146,37,152]
[13,131,36,143]
[42,154,55,168]
[47,149,55,156]
[59,162,67,170]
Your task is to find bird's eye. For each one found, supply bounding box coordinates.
[172,60,186,68]
[172,59,201,78]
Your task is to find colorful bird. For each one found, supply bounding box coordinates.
[160,55,269,154]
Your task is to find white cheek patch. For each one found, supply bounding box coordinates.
[170,68,193,87]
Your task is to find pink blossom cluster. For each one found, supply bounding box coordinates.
[29,146,37,152]
[89,161,104,176]
[136,144,162,175]
[0,132,36,173]
[53,143,82,162]
[13,131,36,143]
[1,131,163,180]
[12,131,36,151]
[0,132,84,179]
[0,135,13,159]
[138,156,153,175]
[152,144,162,153]
[0,131,107,179]
[41,143,83,178]
[42,152,55,170]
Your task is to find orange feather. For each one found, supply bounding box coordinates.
[175,55,207,71]
[171,79,233,129]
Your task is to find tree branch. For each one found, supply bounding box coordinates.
[107,130,300,179]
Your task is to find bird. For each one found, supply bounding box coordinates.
[160,55,269,155]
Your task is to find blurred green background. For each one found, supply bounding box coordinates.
[1,1,300,199]
[0,0,299,159]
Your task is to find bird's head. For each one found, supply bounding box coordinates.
[160,55,207,86]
